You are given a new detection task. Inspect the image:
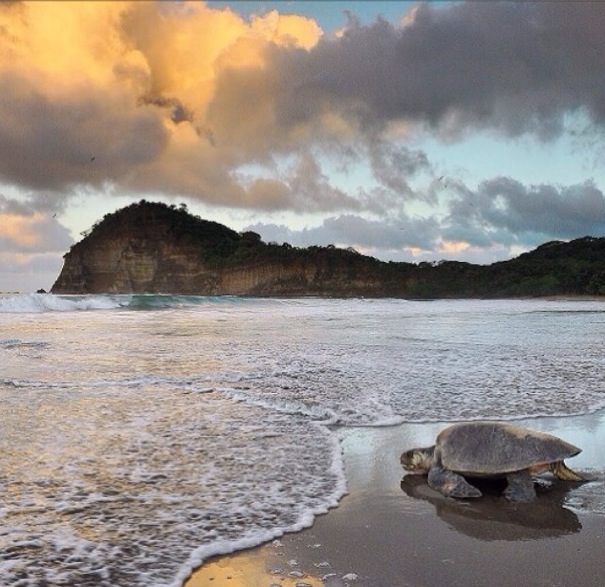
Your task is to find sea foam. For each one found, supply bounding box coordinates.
[0,293,123,312]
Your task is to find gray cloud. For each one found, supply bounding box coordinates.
[0,72,168,192]
[0,252,64,291]
[0,193,34,216]
[281,152,361,212]
[367,140,431,196]
[268,3,605,140]
[247,212,440,252]
[444,177,605,248]
[249,175,605,265]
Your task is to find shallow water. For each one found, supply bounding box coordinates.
[1,295,605,586]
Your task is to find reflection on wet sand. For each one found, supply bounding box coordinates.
[401,474,582,540]
[184,541,327,587]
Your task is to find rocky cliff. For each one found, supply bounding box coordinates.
[51,201,415,296]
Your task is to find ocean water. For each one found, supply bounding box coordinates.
[2,295,605,586]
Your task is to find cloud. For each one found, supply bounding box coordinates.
[246,212,440,252]
[246,211,515,266]
[0,195,73,291]
[0,251,64,292]
[269,3,605,140]
[247,175,605,266]
[0,1,326,208]
[0,73,168,190]
[0,195,72,253]
[366,139,431,197]
[445,178,605,247]
[0,2,168,191]
[3,1,605,213]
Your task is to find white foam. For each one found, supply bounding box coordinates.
[0,293,123,312]
[0,378,347,587]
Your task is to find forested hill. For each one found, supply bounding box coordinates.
[51,201,605,298]
[489,237,605,296]
[411,237,605,298]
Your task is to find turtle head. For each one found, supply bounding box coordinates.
[400,446,435,475]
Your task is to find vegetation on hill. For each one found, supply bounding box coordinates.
[402,236,605,298]
[59,201,605,298]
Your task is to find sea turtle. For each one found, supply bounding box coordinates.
[400,422,585,502]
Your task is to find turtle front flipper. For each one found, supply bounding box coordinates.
[428,467,482,499]
[504,471,537,502]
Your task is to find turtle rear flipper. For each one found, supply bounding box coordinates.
[551,461,586,482]
[428,467,482,499]
[504,471,537,502]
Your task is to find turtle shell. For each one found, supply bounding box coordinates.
[436,422,581,475]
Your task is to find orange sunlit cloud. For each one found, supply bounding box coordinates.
[0,1,324,206]
[0,2,321,104]
[0,209,72,253]
[438,240,471,254]
[1,213,44,248]
[405,246,424,257]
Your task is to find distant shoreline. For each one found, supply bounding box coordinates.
[3,291,605,301]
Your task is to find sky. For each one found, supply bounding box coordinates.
[2,2,605,292]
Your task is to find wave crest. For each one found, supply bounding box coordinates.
[0,294,123,313]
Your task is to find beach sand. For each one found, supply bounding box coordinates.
[184,413,605,587]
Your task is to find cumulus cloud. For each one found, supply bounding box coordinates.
[247,176,605,266]
[366,140,431,198]
[246,211,521,266]
[5,1,603,210]
[0,1,326,207]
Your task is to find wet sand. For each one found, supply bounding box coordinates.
[185,413,605,587]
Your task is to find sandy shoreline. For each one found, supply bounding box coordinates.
[185,414,605,587]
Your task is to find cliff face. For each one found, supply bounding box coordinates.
[51,202,413,296]
[52,235,212,294]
